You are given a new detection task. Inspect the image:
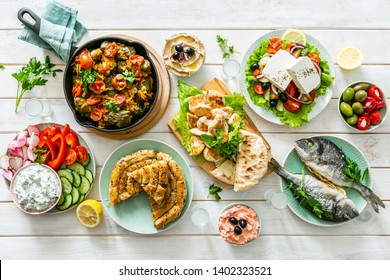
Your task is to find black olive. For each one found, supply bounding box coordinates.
[234,226,242,235]
[250,63,259,72]
[175,44,184,52]
[270,99,278,107]
[279,92,288,103]
[172,52,180,60]
[262,82,270,90]
[185,47,195,56]
[229,217,238,225]
[239,219,247,228]
[320,66,324,73]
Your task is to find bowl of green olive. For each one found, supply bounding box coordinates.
[338,81,387,131]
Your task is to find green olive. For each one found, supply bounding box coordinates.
[340,102,354,117]
[342,88,355,102]
[352,83,370,92]
[352,102,364,114]
[355,90,367,102]
[346,114,358,125]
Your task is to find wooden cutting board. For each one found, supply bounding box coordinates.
[168,78,272,189]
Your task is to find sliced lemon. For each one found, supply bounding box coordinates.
[281,29,307,45]
[76,199,103,228]
[337,46,363,70]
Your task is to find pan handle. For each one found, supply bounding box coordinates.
[17,8,41,34]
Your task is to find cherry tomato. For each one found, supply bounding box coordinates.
[129,55,145,66]
[368,86,382,102]
[86,95,101,106]
[75,146,88,163]
[286,82,297,98]
[283,99,302,113]
[98,61,110,74]
[131,65,143,82]
[254,82,265,94]
[112,75,128,91]
[90,108,103,121]
[65,132,79,149]
[76,49,94,70]
[114,93,126,104]
[267,38,282,54]
[309,90,316,101]
[357,115,371,130]
[72,82,83,97]
[64,149,77,165]
[362,97,376,112]
[308,52,321,64]
[89,81,106,94]
[104,43,118,58]
[369,110,382,125]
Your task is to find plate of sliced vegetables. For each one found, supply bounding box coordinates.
[1,123,96,213]
[239,29,335,128]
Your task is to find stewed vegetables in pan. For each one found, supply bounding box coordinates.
[71,41,155,129]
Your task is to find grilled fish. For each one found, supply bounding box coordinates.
[294,137,385,213]
[269,158,359,221]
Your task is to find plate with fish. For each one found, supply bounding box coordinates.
[271,136,384,226]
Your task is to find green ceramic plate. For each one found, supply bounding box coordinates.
[99,139,193,234]
[281,135,371,226]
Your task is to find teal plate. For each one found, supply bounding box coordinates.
[99,139,193,234]
[281,135,371,226]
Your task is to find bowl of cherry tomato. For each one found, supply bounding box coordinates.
[338,81,387,131]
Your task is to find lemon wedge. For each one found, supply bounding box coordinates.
[76,199,103,228]
[337,46,363,70]
[281,29,307,45]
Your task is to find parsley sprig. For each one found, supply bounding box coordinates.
[216,35,239,59]
[201,124,244,163]
[209,184,223,201]
[104,100,119,112]
[0,64,4,70]
[12,56,62,112]
[33,148,48,164]
[79,68,96,93]
[342,155,369,184]
[286,168,333,220]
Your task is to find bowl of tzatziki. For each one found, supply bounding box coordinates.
[10,163,62,214]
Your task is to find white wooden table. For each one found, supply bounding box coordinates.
[0,0,389,260]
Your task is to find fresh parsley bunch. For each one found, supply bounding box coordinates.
[12,56,62,112]
[342,155,369,184]
[216,35,239,59]
[209,184,223,201]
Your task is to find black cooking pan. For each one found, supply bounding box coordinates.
[18,8,159,133]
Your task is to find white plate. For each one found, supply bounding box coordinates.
[239,29,336,126]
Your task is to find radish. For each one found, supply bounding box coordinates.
[8,142,23,158]
[23,160,32,167]
[1,169,13,181]
[28,132,40,147]
[9,157,23,171]
[0,154,10,169]
[27,146,37,161]
[15,132,27,147]
[27,125,40,136]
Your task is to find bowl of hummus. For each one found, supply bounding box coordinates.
[162,33,206,77]
[10,163,62,215]
[218,203,260,246]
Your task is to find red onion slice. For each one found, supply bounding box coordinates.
[271,84,279,96]
[312,61,322,76]
[256,74,265,81]
[287,91,313,105]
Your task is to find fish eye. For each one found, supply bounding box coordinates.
[305,140,313,147]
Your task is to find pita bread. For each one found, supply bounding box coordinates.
[234,130,268,192]
[211,160,235,185]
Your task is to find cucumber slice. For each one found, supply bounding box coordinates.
[259,55,271,66]
[57,193,65,206]
[71,187,80,205]
[259,77,270,83]
[276,99,284,112]
[81,154,91,167]
[60,177,73,194]
[67,162,86,176]
[72,170,81,188]
[60,163,67,169]
[85,169,94,184]
[56,193,72,211]
[264,88,270,101]
[77,194,85,204]
[57,169,74,184]
[79,175,91,194]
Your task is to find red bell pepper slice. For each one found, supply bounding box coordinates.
[62,124,70,136]
[368,86,382,102]
[65,132,79,149]
[47,134,66,170]
[38,136,58,160]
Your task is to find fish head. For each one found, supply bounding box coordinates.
[334,199,360,221]
[294,137,322,162]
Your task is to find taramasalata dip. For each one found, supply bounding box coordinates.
[218,204,260,245]
[162,33,205,77]
[11,163,61,214]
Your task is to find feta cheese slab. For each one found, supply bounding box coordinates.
[262,50,296,91]
[286,56,321,95]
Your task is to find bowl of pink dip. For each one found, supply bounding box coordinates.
[218,203,260,246]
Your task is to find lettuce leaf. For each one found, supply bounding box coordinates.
[225,93,246,117]
[244,38,335,127]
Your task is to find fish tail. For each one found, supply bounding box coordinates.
[269,158,290,179]
[354,183,385,213]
